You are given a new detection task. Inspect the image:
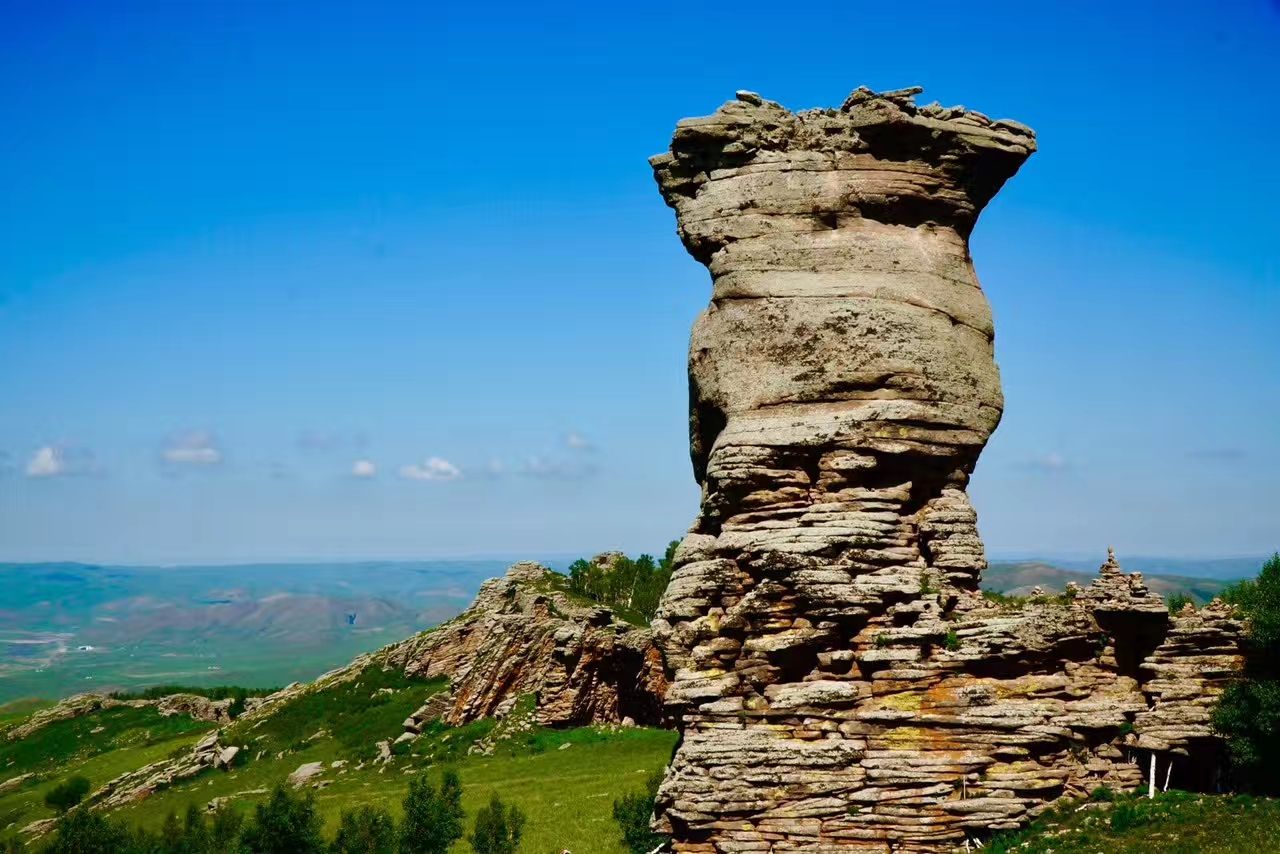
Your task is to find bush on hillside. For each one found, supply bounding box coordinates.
[399,769,464,854]
[43,808,132,853]
[613,771,665,853]
[468,794,525,854]
[43,776,91,813]
[240,786,326,854]
[1213,553,1280,793]
[1166,592,1193,613]
[329,805,397,854]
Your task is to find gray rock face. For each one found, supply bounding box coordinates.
[649,88,1244,852]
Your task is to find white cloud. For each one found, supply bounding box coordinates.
[351,459,377,478]
[26,446,66,478]
[399,457,461,482]
[162,431,222,466]
[565,431,593,451]
[23,444,97,478]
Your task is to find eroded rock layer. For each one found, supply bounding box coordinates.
[386,562,667,728]
[649,88,1244,851]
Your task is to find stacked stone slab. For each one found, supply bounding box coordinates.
[649,87,1245,851]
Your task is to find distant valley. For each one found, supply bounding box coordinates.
[0,560,506,704]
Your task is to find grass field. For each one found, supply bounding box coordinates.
[988,789,1280,853]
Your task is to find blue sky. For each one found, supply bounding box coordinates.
[0,1,1276,564]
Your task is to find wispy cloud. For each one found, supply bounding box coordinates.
[161,431,223,466]
[1187,448,1247,462]
[1018,452,1070,473]
[565,431,594,451]
[297,430,368,452]
[518,454,597,481]
[399,457,462,482]
[351,459,377,478]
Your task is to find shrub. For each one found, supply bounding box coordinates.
[1213,553,1280,793]
[613,772,664,853]
[209,804,246,853]
[468,794,525,854]
[329,805,396,854]
[241,786,325,854]
[400,770,464,854]
[44,808,132,854]
[943,629,961,652]
[1166,592,1193,613]
[44,775,91,813]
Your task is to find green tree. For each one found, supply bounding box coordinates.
[241,786,325,854]
[399,770,464,854]
[44,776,91,813]
[1213,553,1280,793]
[612,772,664,854]
[44,808,132,854]
[330,805,396,854]
[565,542,680,623]
[468,794,524,854]
[1166,592,1193,613]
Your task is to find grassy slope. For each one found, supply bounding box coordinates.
[0,700,53,731]
[81,662,678,854]
[989,791,1280,853]
[0,705,214,835]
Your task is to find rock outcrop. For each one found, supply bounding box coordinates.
[649,87,1245,851]
[386,561,667,729]
[3,691,232,743]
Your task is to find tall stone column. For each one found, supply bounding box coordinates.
[650,87,1036,851]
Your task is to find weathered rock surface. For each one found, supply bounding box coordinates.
[386,561,667,728]
[649,86,1246,851]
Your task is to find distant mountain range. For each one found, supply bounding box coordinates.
[984,561,1232,603]
[988,555,1267,581]
[0,560,506,704]
[1,553,1266,704]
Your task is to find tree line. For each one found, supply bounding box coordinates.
[7,771,521,854]
[10,764,667,854]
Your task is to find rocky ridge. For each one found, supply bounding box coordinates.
[385,561,666,729]
[648,86,1246,852]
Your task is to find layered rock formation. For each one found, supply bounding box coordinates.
[649,87,1245,851]
[387,561,666,728]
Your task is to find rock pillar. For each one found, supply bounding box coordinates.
[650,86,1037,850]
